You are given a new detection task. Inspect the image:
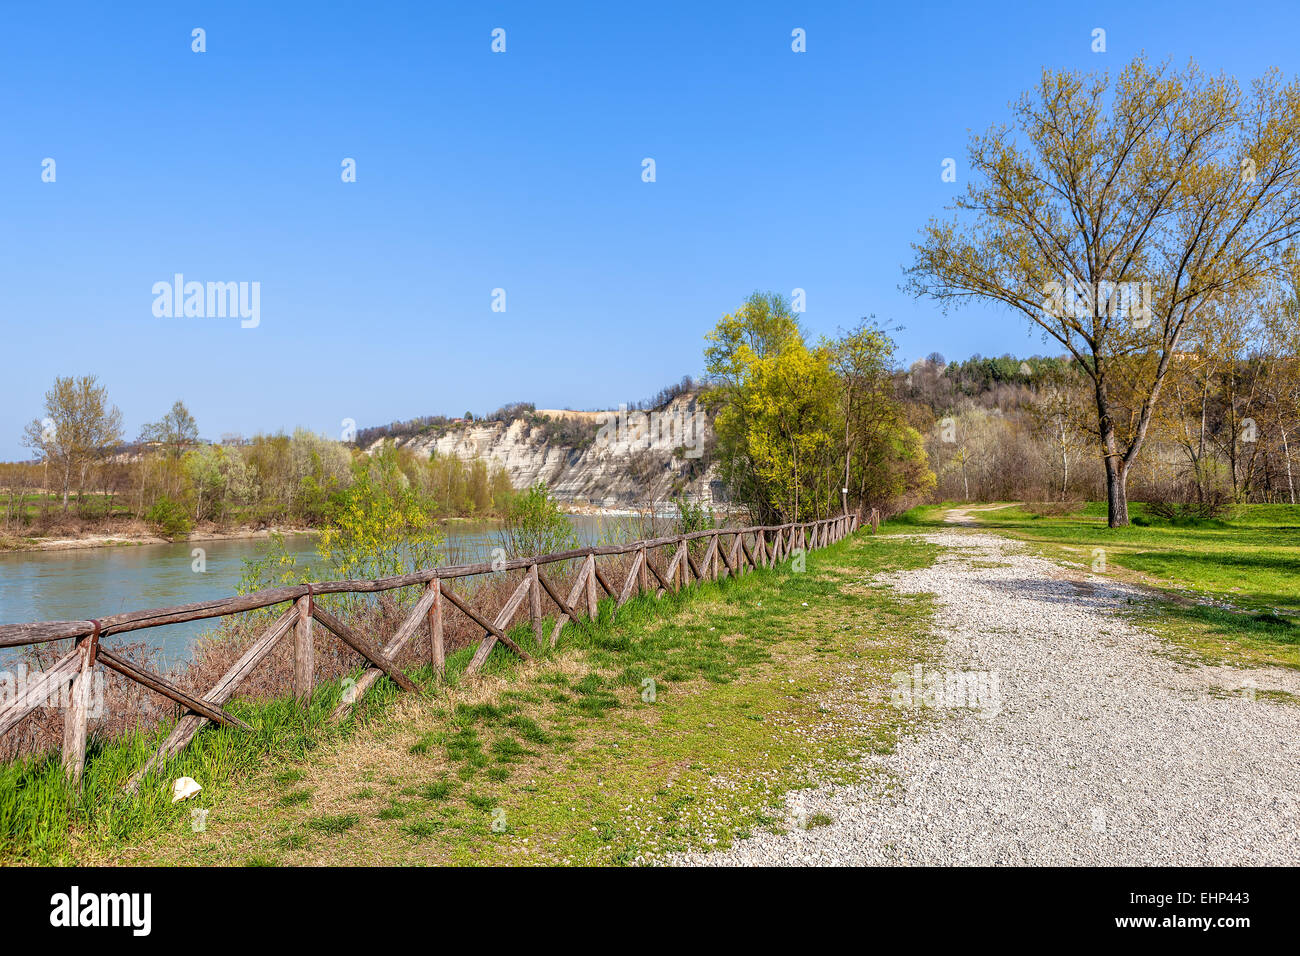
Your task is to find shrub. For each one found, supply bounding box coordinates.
[144,495,192,538]
[499,482,579,559]
[317,445,445,582]
[673,495,714,535]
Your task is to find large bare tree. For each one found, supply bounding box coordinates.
[907,57,1300,525]
[22,375,124,511]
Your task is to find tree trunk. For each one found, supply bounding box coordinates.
[1282,427,1296,505]
[1059,420,1069,500]
[1093,367,1132,528]
[1197,377,1209,502]
[842,447,850,517]
[1104,455,1130,527]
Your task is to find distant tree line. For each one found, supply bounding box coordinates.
[899,316,1300,510]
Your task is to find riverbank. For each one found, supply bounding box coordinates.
[0,505,735,553]
[0,524,318,553]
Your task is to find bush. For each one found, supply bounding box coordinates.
[673,495,715,536]
[499,482,579,559]
[317,446,445,581]
[145,495,192,539]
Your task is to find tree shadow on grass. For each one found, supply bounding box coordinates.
[980,575,1299,636]
[1151,603,1300,649]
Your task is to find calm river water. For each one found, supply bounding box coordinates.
[0,515,629,667]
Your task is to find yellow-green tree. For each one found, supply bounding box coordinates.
[705,293,832,521]
[740,341,839,520]
[318,443,444,583]
[705,293,930,521]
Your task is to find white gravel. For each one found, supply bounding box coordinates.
[674,519,1300,866]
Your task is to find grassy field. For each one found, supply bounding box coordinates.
[921,501,1300,671]
[2,529,939,866]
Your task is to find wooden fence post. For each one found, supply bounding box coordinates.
[428,579,444,677]
[293,594,313,703]
[528,564,544,645]
[61,628,97,790]
[584,554,598,617]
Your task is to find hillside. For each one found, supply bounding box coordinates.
[364,392,720,510]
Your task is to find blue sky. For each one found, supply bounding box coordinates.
[3,0,1298,458]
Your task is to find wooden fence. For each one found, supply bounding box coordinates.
[0,513,861,791]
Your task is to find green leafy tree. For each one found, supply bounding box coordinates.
[827,320,933,512]
[185,443,253,521]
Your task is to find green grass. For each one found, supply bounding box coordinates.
[418,781,455,801]
[78,529,940,866]
[306,813,359,833]
[964,501,1300,668]
[0,656,406,865]
[884,504,953,529]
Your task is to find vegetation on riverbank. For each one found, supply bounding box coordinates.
[3,384,518,549]
[1,470,573,767]
[0,528,935,866]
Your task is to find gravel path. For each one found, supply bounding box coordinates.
[675,514,1300,866]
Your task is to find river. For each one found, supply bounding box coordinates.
[0,514,634,667]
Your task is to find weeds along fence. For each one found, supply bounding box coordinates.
[0,514,861,792]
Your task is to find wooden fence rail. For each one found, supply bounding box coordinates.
[0,513,863,791]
